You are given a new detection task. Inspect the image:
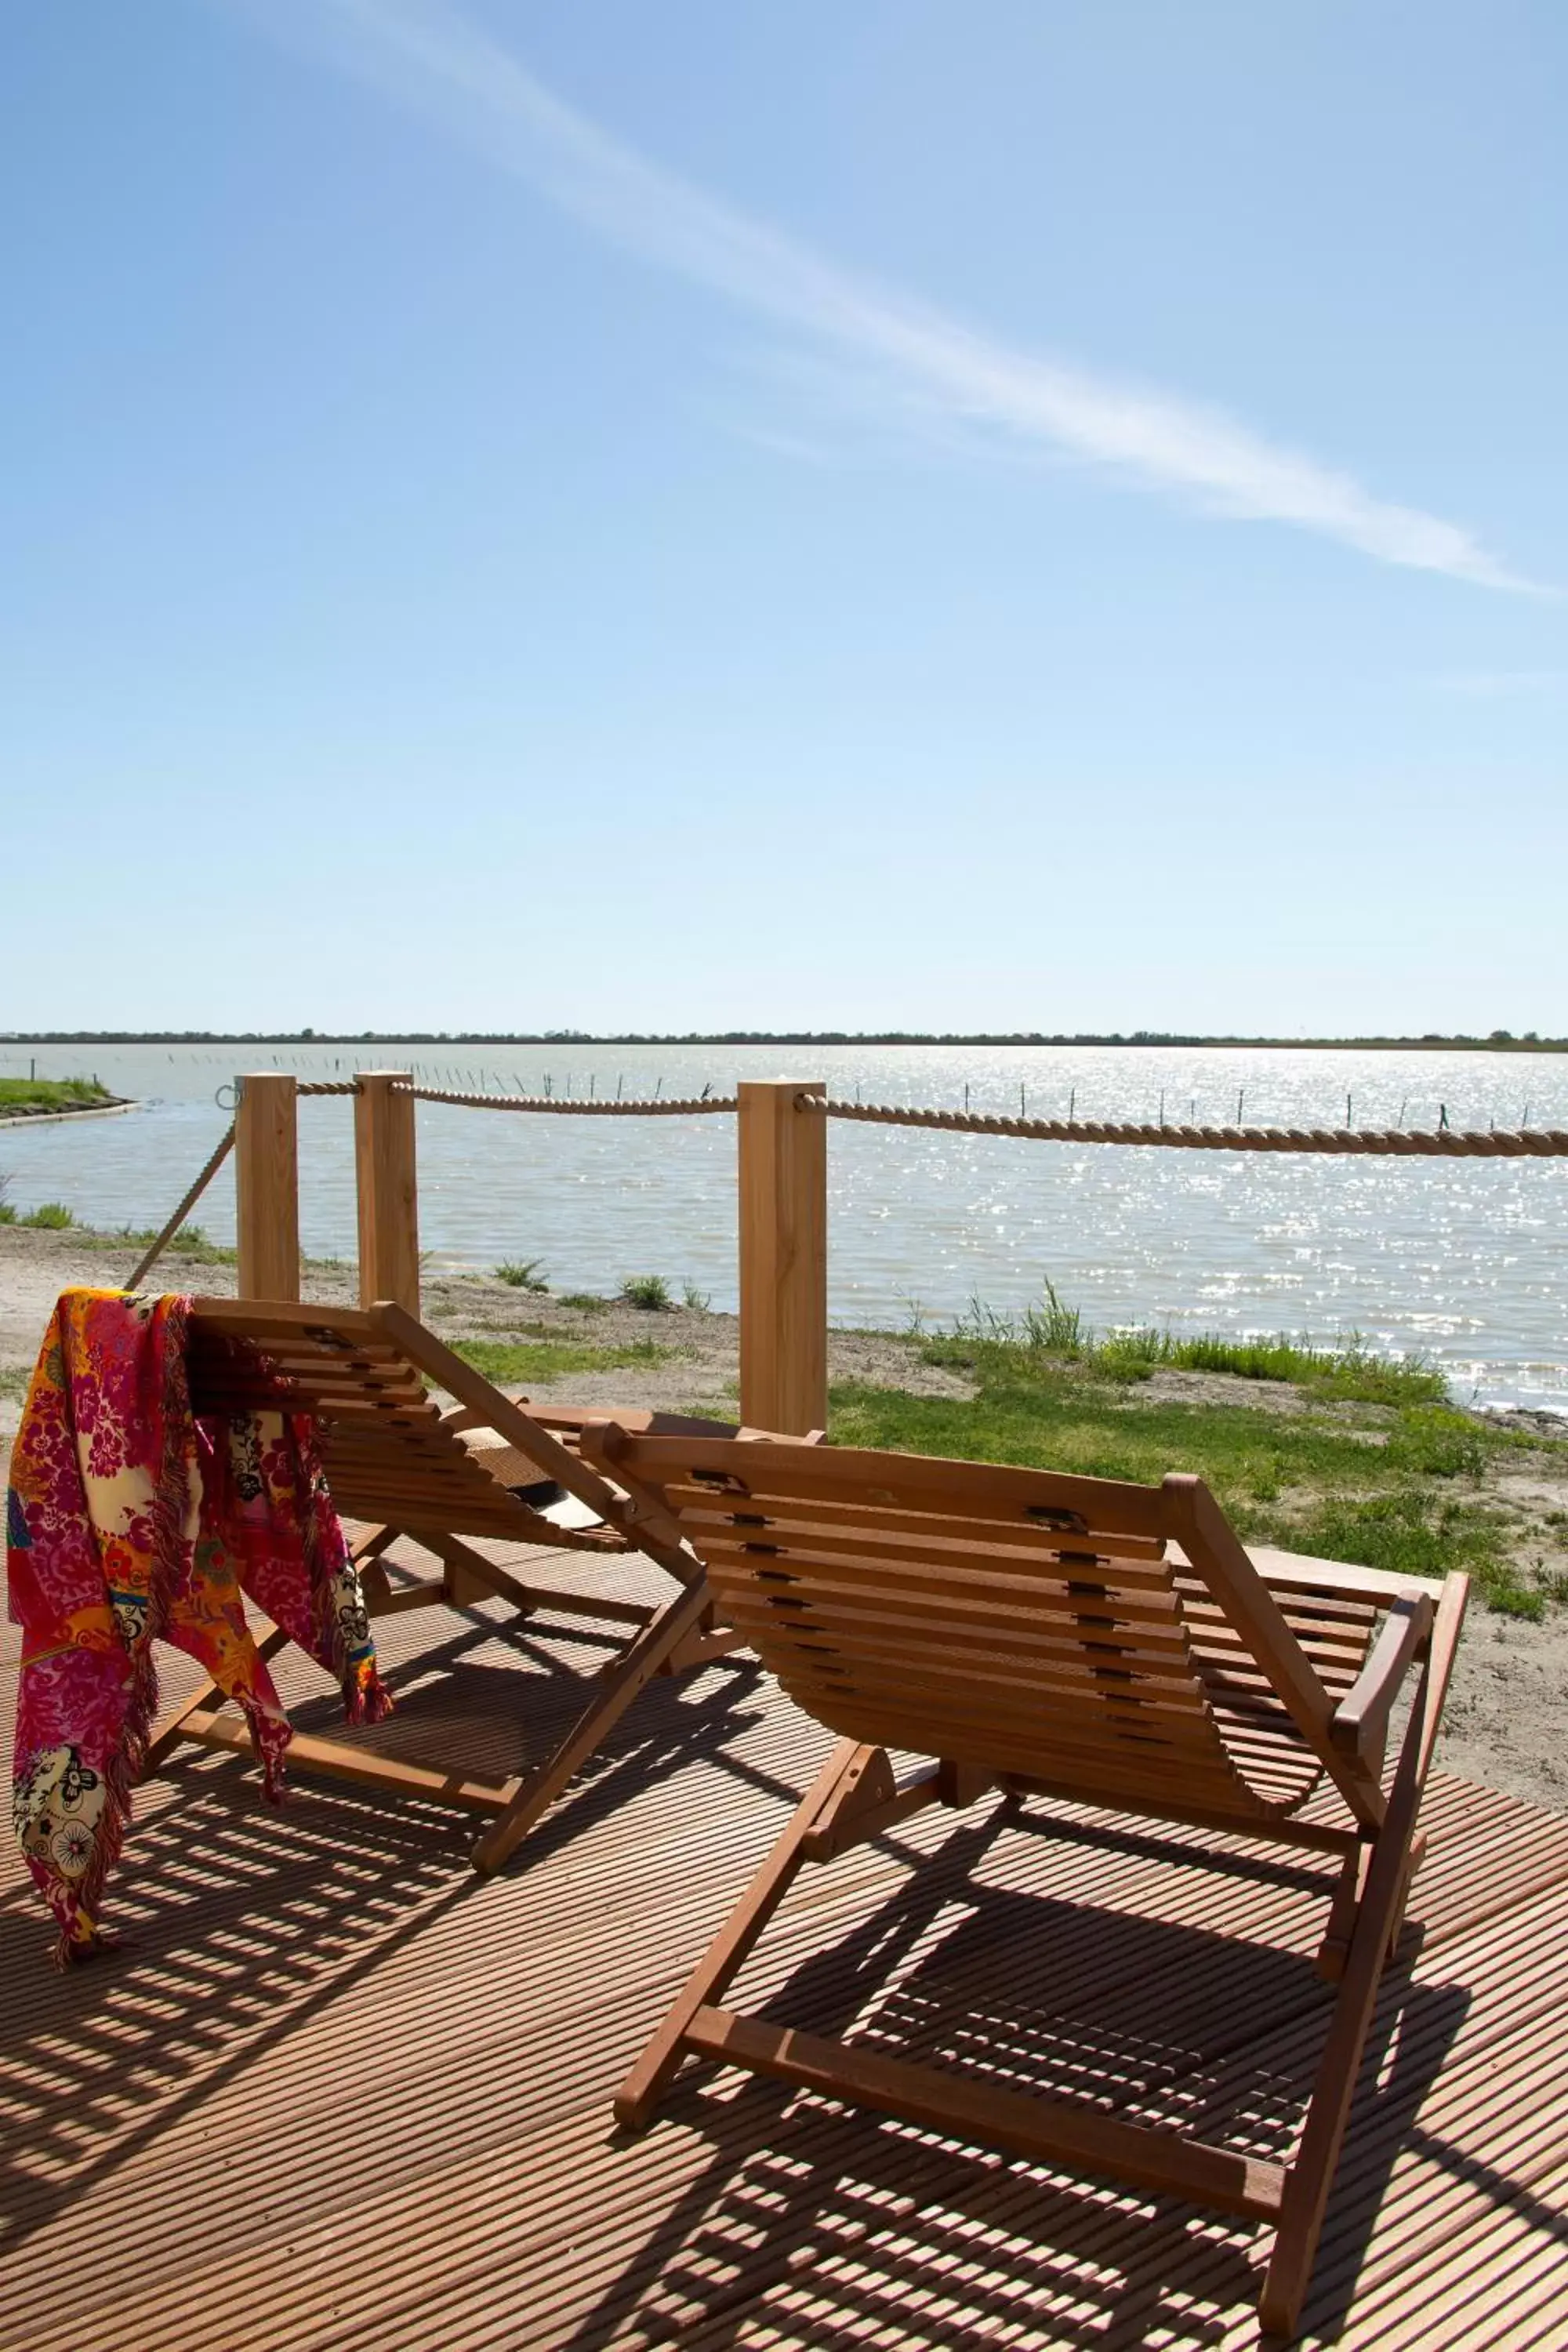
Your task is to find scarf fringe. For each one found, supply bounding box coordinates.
[296,1414,395,1733]
[239,1697,294,1803]
[51,1915,121,1972]
[345,1662,394,1726]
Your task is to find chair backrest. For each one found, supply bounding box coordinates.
[185,1298,626,1547]
[585,1431,1386,1828]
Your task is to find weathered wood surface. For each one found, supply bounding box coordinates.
[234,1071,299,1301]
[3,1545,1566,2351]
[737,1079,828,1439]
[354,1069,421,1315]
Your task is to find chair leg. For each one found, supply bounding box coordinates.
[1385,1834,1427,1962]
[615,1740,868,2129]
[468,1577,716,1875]
[1261,1733,1432,2332]
[353,1525,396,1610]
[1313,1846,1367,1985]
[1263,1575,1471,2336]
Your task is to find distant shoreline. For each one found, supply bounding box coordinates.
[0,1078,132,1125]
[0,1099,135,1127]
[2,1031,1563,1053]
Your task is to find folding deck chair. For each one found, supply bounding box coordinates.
[586,1429,1469,2338]
[145,1298,744,1872]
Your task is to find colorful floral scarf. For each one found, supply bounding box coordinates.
[6,1289,390,1965]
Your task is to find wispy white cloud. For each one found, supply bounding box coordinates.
[226,0,1537,591]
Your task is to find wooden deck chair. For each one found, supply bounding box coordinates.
[586,1429,1469,2339]
[145,1298,746,1873]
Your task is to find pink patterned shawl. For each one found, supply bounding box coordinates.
[6,1288,390,1965]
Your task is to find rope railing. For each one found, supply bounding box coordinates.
[127,1080,361,1285]
[396,1079,1568,1156]
[122,1070,1568,1294]
[800,1098,1568,1158]
[401,1083,737,1116]
[125,1123,237,1289]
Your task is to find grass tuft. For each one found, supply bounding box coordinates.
[1288,1491,1541,1618]
[925,1287,1446,1409]
[21,1202,76,1229]
[496,1258,549,1292]
[829,1305,1555,1617]
[451,1336,681,1383]
[619,1273,673,1312]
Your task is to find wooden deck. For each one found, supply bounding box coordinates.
[4,1537,1567,2350]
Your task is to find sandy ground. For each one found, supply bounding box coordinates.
[4,1225,1567,1814]
[0,1228,972,1440]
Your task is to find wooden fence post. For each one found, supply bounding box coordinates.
[738,1080,828,1436]
[354,1070,420,1314]
[234,1073,299,1301]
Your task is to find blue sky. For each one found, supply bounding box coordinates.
[5,1,1563,1034]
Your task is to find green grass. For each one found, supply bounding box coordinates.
[116,1222,239,1266]
[1098,1327,1447,1406]
[557,1292,608,1315]
[450,1335,682,1384]
[48,1220,241,1266]
[496,1258,549,1292]
[924,1287,1448,1410]
[829,1346,1555,1617]
[0,1197,240,1262]
[0,1077,112,1113]
[19,1201,77,1229]
[1283,1490,1519,1592]
[619,1272,673,1312]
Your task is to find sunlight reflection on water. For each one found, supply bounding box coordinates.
[2,1041,1564,1407]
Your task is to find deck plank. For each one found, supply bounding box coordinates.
[3,1537,1566,2350]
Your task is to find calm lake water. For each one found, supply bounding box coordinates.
[2,1042,1565,1409]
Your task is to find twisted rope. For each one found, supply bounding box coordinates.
[121,1077,1567,1294]
[804,1098,1568,1157]
[401,1084,737,1116]
[125,1123,237,1289]
[390,1079,1568,1156]
[124,1080,358,1290]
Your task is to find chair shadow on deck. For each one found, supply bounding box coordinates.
[284,1594,781,1856]
[0,1762,475,2262]
[0,1602,773,2262]
[555,1801,1474,2351]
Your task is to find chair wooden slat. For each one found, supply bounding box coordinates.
[143,1298,750,1871]
[589,1422,1471,2336]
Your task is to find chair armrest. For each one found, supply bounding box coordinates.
[1243,1544,1444,1609]
[1330,1594,1434,1761]
[439,1401,509,1435]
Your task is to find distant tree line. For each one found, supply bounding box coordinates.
[2,1029,1561,1051]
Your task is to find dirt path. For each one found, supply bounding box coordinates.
[0,1228,971,1444]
